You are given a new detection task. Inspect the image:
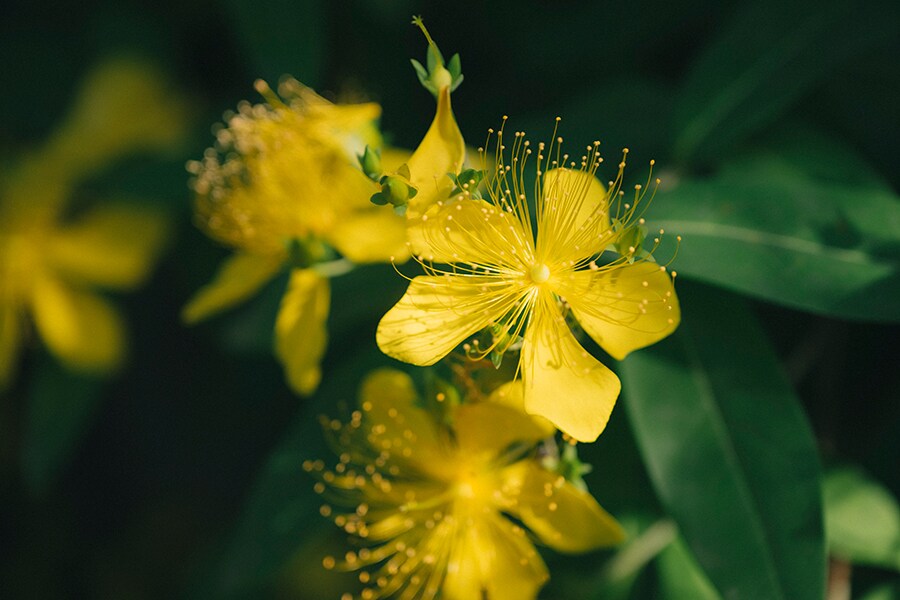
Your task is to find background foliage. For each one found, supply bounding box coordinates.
[2,0,898,598]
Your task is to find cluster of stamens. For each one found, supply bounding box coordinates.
[304,389,563,600]
[397,116,680,364]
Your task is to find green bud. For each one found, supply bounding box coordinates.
[358,145,382,181]
[410,16,464,98]
[386,177,412,202]
[370,174,418,208]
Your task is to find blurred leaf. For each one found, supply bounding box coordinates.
[656,535,721,600]
[672,0,899,164]
[21,355,104,494]
[650,148,900,321]
[824,466,900,570]
[224,0,326,86]
[859,584,900,600]
[621,283,825,600]
[589,517,677,600]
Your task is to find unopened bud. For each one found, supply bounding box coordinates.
[358,145,382,181]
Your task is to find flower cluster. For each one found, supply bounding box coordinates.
[187,16,680,600]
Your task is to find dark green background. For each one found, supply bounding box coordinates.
[1,0,898,598]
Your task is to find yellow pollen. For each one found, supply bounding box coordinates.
[529,263,551,284]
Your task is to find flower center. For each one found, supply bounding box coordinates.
[529,263,551,284]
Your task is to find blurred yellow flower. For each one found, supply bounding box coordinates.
[377,121,680,442]
[306,368,624,600]
[0,59,182,388]
[184,79,409,394]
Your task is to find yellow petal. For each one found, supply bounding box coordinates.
[0,302,22,389]
[30,275,125,373]
[45,58,188,178]
[538,168,610,261]
[46,202,169,289]
[455,386,554,459]
[182,253,284,324]
[357,368,445,472]
[296,85,382,158]
[376,275,518,366]
[328,157,381,212]
[504,461,625,553]
[521,294,621,442]
[407,197,531,266]
[486,380,557,438]
[274,269,329,395]
[406,87,466,217]
[443,512,548,600]
[327,208,409,264]
[559,261,680,360]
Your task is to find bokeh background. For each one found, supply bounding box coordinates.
[2,0,899,598]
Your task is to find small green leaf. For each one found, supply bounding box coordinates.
[409,58,429,87]
[621,283,826,600]
[447,53,461,79]
[824,466,900,570]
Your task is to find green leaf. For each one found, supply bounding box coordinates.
[824,466,900,570]
[656,535,721,600]
[672,0,899,164]
[649,152,900,321]
[620,283,826,600]
[21,356,104,494]
[224,0,326,86]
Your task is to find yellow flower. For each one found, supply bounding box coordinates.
[306,368,624,600]
[183,79,409,394]
[0,59,182,387]
[377,120,680,442]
